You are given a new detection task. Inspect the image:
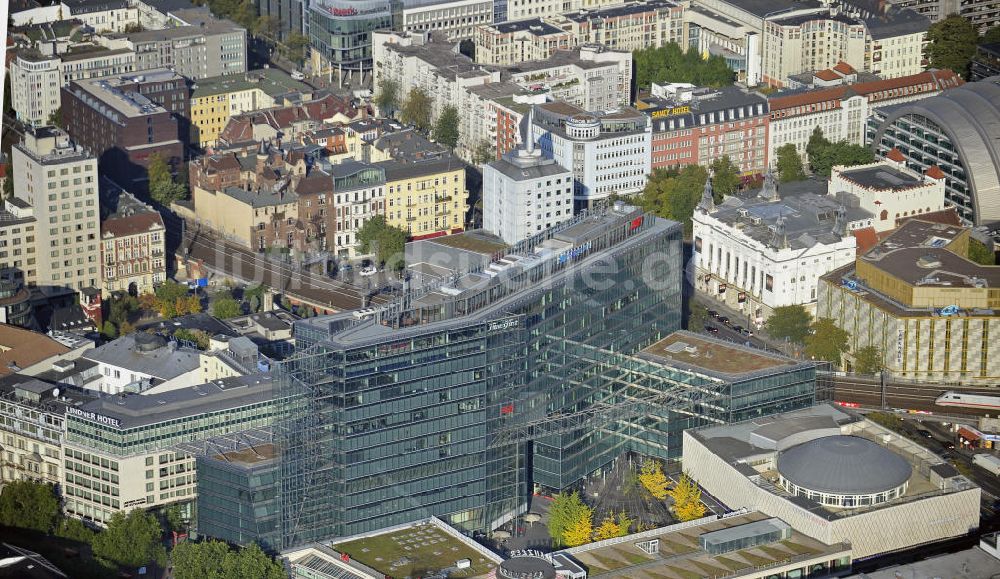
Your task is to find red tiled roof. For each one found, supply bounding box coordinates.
[768,86,847,111]
[101,212,164,238]
[0,324,70,376]
[886,148,905,162]
[896,208,962,228]
[815,69,841,82]
[925,165,945,180]
[852,227,879,255]
[833,61,856,75]
[852,69,964,100]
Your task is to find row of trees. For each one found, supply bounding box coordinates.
[376,81,464,150]
[0,480,283,577]
[633,44,735,90]
[636,156,742,234]
[638,460,706,522]
[765,305,881,371]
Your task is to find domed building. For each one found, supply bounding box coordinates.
[776,435,911,508]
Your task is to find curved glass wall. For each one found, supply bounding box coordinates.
[309,0,392,74]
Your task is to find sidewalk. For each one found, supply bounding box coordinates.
[692,292,800,358]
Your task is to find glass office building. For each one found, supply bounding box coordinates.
[276,206,684,547]
[197,443,280,551]
[309,0,392,77]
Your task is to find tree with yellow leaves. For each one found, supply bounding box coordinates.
[562,508,594,547]
[548,491,593,547]
[592,511,633,541]
[638,458,669,500]
[669,472,707,522]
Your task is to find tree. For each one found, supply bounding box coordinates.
[561,509,593,547]
[119,321,135,335]
[804,317,850,364]
[925,15,980,77]
[244,284,267,312]
[0,480,60,533]
[174,328,211,350]
[675,494,706,521]
[433,105,461,149]
[776,144,805,183]
[633,44,734,89]
[547,491,592,547]
[92,509,166,569]
[636,165,708,235]
[375,78,400,117]
[968,238,996,265]
[47,107,63,129]
[669,472,705,522]
[155,280,190,318]
[284,33,310,65]
[710,156,741,200]
[983,25,1000,45]
[638,458,669,500]
[212,295,242,319]
[687,301,708,331]
[356,215,408,270]
[765,305,812,344]
[400,87,433,133]
[471,139,496,165]
[593,511,632,540]
[853,345,883,375]
[101,320,118,340]
[55,517,96,544]
[147,153,187,206]
[171,540,231,579]
[221,543,286,579]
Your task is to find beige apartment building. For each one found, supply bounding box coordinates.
[100,192,166,297]
[11,127,101,294]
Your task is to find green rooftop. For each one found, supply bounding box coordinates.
[191,68,312,99]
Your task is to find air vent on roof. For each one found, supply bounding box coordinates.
[916,255,942,269]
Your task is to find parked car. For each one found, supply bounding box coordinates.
[718,316,730,326]
[707,310,720,319]
[291,71,305,80]
[704,325,719,334]
[732,325,744,334]
[360,266,379,277]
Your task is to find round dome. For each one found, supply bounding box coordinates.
[777,435,911,496]
[133,332,167,352]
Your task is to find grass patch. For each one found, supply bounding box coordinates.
[662,538,697,555]
[613,548,650,565]
[666,564,705,579]
[334,524,494,578]
[715,555,750,571]
[585,563,607,575]
[781,540,819,556]
[759,544,792,561]
[590,553,629,571]
[738,549,773,566]
[692,559,729,576]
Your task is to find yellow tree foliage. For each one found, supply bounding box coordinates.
[639,459,669,500]
[562,508,593,547]
[592,511,632,541]
[670,472,707,522]
[676,496,706,521]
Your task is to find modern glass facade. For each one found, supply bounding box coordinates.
[309,0,392,75]
[197,446,280,551]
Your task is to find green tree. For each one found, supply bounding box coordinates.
[47,107,63,129]
[375,78,400,117]
[400,87,433,133]
[853,345,883,375]
[806,127,874,177]
[147,153,187,206]
[471,139,495,165]
[636,165,708,235]
[925,15,980,77]
[548,491,592,547]
[776,143,805,183]
[765,305,812,344]
[222,543,286,579]
[155,280,190,318]
[687,301,708,331]
[0,480,60,532]
[212,295,242,319]
[983,25,1000,45]
[55,517,97,543]
[633,44,734,89]
[171,540,231,579]
[284,33,310,65]
[433,105,461,149]
[92,509,166,569]
[101,320,118,340]
[356,215,408,270]
[710,155,741,200]
[968,238,996,265]
[804,317,850,364]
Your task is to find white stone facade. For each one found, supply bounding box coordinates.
[483,149,574,244]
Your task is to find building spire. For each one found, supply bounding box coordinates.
[759,169,778,201]
[524,106,535,155]
[698,173,715,213]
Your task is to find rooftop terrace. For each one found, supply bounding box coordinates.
[639,331,796,378]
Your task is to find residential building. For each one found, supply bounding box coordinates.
[474,19,573,66]
[867,78,1000,226]
[692,174,871,321]
[11,126,101,293]
[134,0,197,30]
[767,68,964,166]
[959,0,1000,32]
[125,8,247,80]
[376,154,468,241]
[189,69,314,148]
[307,0,392,84]
[61,74,184,193]
[685,404,980,560]
[9,52,62,127]
[502,46,633,112]
[215,93,362,150]
[100,192,166,296]
[830,157,946,233]
[81,332,201,394]
[0,279,35,328]
[639,83,769,176]
[327,161,386,259]
[62,374,275,525]
[882,0,960,23]
[836,0,929,80]
[60,0,139,33]
[0,374,95,487]
[819,219,1000,384]
[0,205,38,289]
[504,0,623,21]
[483,127,574,244]
[277,207,685,544]
[530,102,651,209]
[760,11,867,88]
[553,1,686,53]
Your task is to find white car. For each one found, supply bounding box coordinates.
[359,266,379,277]
[290,71,305,80]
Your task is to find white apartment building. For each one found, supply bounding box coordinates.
[766,69,964,166]
[82,333,201,395]
[484,133,574,244]
[329,161,387,260]
[761,12,867,88]
[692,175,868,321]
[530,102,651,209]
[473,18,574,66]
[504,0,624,21]
[400,0,495,40]
[12,0,139,33]
[11,127,101,293]
[505,46,633,112]
[9,54,62,127]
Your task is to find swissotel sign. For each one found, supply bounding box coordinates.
[488,318,520,332]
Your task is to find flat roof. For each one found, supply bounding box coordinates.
[639,331,796,378]
[82,332,200,380]
[191,68,311,99]
[838,164,925,191]
[490,18,564,36]
[562,511,848,577]
[212,442,277,465]
[425,230,508,254]
[70,76,169,118]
